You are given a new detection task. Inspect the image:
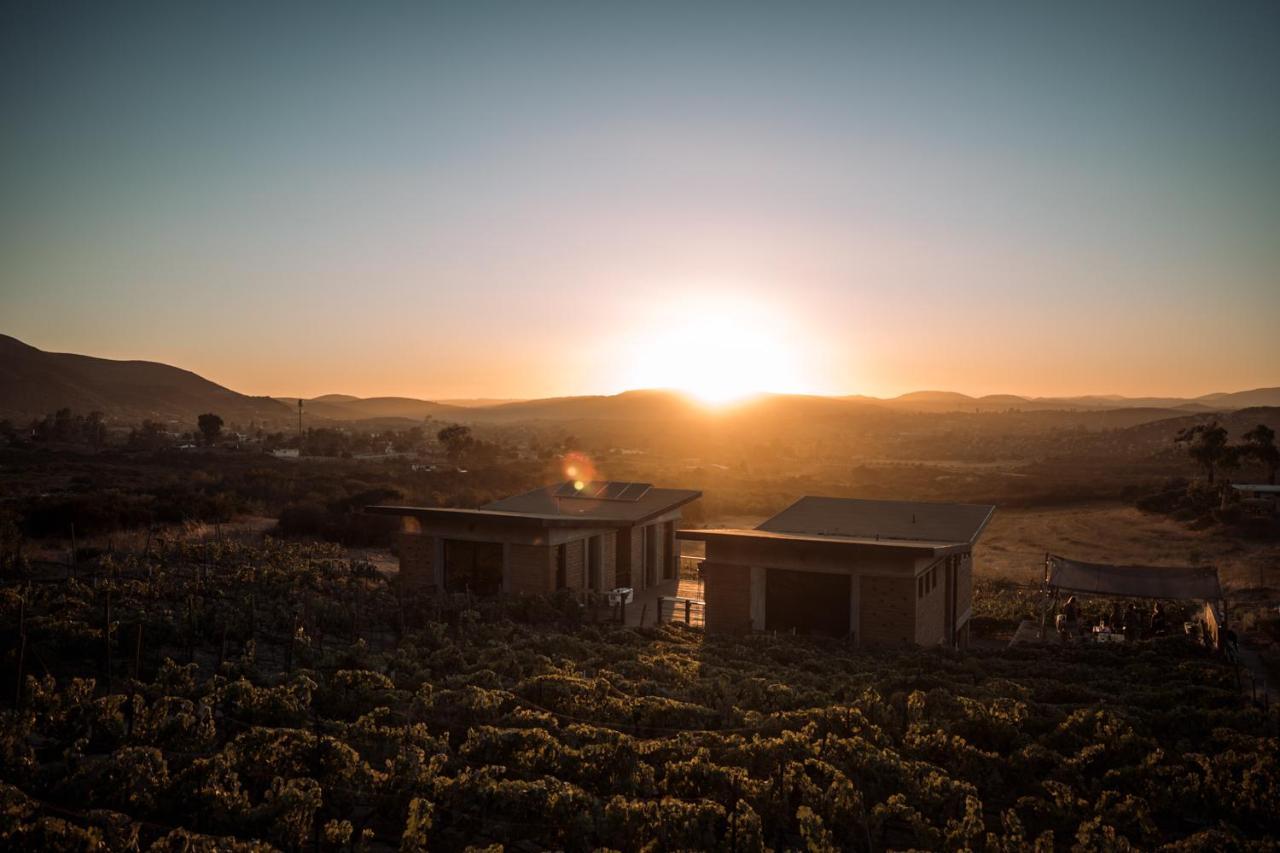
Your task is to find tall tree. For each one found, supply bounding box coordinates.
[1241,424,1279,485]
[436,424,474,464]
[197,413,224,447]
[1174,421,1230,484]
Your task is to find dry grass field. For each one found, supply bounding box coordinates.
[697,502,1278,592]
[976,501,1278,590]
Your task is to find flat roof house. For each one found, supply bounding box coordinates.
[367,481,701,598]
[680,497,994,647]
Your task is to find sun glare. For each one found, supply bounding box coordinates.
[616,293,821,405]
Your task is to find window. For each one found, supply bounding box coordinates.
[555,544,567,590]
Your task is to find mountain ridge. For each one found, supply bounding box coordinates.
[3,334,1277,424]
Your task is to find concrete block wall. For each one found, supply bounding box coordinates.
[566,538,586,590]
[600,531,617,590]
[859,575,915,646]
[630,528,645,588]
[914,562,946,646]
[956,551,972,620]
[703,561,752,633]
[398,533,435,589]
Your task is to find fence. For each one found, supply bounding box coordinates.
[657,595,705,627]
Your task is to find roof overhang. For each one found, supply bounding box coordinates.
[367,504,644,529]
[677,527,969,557]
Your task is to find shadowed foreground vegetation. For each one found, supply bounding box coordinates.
[0,541,1276,851]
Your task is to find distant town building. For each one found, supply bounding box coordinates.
[271,448,300,459]
[681,497,994,648]
[367,481,701,597]
[1231,483,1279,515]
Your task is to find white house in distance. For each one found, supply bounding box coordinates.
[680,497,995,648]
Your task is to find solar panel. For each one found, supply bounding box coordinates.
[553,480,652,502]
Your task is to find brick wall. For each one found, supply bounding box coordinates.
[398,533,435,589]
[630,526,646,588]
[704,561,752,633]
[859,575,915,646]
[601,531,617,590]
[508,544,552,595]
[566,538,586,589]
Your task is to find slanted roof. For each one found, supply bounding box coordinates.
[484,481,701,522]
[676,527,959,555]
[367,481,700,529]
[758,497,995,545]
[1045,554,1222,601]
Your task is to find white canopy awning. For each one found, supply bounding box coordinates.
[1045,554,1222,601]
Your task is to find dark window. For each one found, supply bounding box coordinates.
[442,540,503,597]
[555,544,567,589]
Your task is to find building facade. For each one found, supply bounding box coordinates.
[368,481,701,597]
[682,497,994,648]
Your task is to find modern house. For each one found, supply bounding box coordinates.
[367,481,701,597]
[680,497,994,647]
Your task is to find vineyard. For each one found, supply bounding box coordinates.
[0,540,1277,851]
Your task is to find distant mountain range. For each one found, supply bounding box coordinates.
[2,333,1278,426]
[0,334,290,425]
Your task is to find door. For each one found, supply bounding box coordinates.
[442,539,504,596]
[764,568,850,636]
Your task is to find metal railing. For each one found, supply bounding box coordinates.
[658,595,705,627]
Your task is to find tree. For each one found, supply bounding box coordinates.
[1174,421,1230,484]
[197,413,224,447]
[1241,424,1279,485]
[437,424,474,464]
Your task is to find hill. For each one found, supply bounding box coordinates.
[275,395,466,422]
[0,334,291,426]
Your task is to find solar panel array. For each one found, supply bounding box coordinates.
[553,480,653,502]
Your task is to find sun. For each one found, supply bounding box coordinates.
[616,293,819,405]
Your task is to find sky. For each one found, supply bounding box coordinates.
[2,1,1278,401]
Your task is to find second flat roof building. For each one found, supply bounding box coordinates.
[681,497,994,648]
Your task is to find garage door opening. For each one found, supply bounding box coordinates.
[765,568,850,636]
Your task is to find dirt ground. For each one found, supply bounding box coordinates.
[976,501,1278,590]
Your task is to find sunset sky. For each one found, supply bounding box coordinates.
[2,2,1278,401]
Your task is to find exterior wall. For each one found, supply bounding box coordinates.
[703,561,752,633]
[914,560,946,646]
[508,544,553,595]
[859,575,916,646]
[629,526,645,588]
[600,531,617,590]
[956,550,972,625]
[566,538,586,589]
[398,533,436,589]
